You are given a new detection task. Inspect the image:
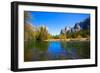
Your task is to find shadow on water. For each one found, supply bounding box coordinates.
[24,40,50,61]
[61,41,90,59]
[24,40,90,62]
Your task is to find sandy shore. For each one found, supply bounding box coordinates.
[44,38,89,42]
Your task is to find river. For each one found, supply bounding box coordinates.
[24,41,90,62]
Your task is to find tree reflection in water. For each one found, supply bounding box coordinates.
[24,40,90,62]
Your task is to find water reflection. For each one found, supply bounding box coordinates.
[24,41,90,62]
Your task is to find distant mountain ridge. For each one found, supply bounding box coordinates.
[60,17,90,34]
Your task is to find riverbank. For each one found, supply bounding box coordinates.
[44,38,90,42]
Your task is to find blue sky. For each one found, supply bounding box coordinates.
[27,11,90,35]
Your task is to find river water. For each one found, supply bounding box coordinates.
[24,41,90,62]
